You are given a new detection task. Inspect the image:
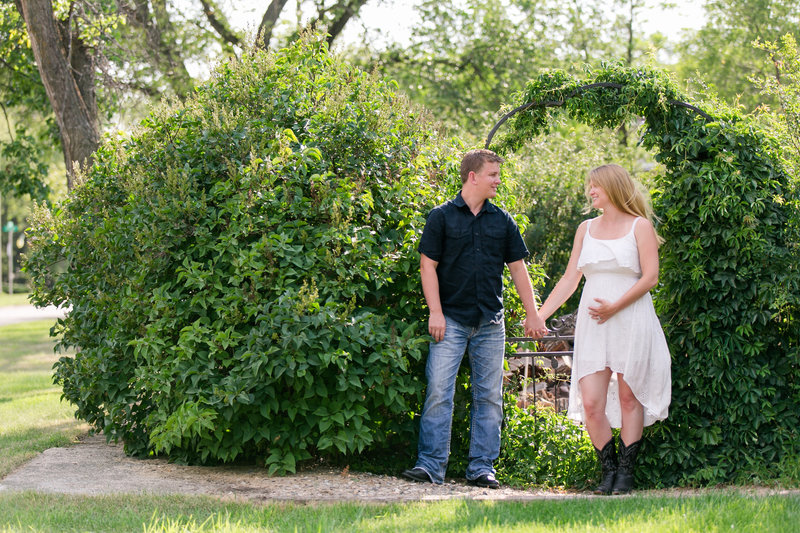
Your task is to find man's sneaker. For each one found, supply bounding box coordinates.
[401,467,433,483]
[469,473,500,489]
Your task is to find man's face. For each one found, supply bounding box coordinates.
[472,161,501,199]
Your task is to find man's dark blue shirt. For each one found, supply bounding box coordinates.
[418,192,529,327]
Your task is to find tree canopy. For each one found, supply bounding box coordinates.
[4,0,375,190]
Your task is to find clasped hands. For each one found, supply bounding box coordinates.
[427,313,549,342]
[524,315,548,339]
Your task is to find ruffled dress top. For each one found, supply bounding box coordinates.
[569,217,671,427]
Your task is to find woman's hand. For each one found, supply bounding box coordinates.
[588,298,618,324]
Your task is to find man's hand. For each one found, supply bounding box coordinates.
[523,314,548,339]
[429,311,446,342]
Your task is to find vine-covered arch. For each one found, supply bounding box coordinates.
[484,81,714,150]
[487,64,800,487]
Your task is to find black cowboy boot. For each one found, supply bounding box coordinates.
[612,437,641,494]
[593,438,617,495]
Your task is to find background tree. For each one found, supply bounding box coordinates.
[366,0,667,135]
[9,0,375,189]
[15,0,101,188]
[674,0,800,111]
[752,33,800,178]
[0,0,52,199]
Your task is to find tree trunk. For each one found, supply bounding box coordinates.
[17,0,99,189]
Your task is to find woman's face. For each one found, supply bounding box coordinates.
[589,180,610,210]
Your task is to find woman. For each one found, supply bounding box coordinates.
[537,164,671,494]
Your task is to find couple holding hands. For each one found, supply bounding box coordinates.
[401,149,671,494]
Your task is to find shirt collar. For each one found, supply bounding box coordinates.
[454,191,498,214]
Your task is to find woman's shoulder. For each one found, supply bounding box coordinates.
[632,216,659,245]
[632,216,655,232]
[575,219,591,239]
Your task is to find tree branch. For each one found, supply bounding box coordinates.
[1,102,14,141]
[323,0,369,46]
[198,0,241,46]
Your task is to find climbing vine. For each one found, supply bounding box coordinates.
[490,62,800,486]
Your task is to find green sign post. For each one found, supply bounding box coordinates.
[4,221,16,293]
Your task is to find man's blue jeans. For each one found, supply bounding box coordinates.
[414,316,505,484]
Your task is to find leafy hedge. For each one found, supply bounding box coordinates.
[26,35,462,473]
[493,63,800,486]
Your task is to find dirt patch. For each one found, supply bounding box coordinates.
[0,435,578,503]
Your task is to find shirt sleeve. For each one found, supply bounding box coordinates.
[504,214,529,264]
[418,207,445,262]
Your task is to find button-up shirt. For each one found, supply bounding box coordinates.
[418,192,529,327]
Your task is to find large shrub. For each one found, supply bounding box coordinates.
[493,64,800,486]
[25,35,461,473]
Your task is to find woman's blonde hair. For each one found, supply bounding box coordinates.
[585,164,663,242]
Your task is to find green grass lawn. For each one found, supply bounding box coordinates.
[0,490,798,532]
[0,291,33,307]
[1,319,798,532]
[0,320,86,477]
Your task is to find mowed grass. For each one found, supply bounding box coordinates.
[0,319,86,477]
[1,316,799,532]
[0,490,798,532]
[0,291,35,308]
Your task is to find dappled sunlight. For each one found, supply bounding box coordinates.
[0,392,78,435]
[0,373,60,396]
[0,350,64,373]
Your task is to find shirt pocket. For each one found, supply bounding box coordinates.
[444,220,472,242]
[482,226,506,257]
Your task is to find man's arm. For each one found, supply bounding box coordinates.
[420,253,446,342]
[507,260,547,338]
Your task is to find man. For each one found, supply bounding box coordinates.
[402,149,547,488]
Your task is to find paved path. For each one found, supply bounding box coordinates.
[0,435,581,501]
[0,304,67,326]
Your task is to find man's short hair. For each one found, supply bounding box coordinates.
[460,149,504,184]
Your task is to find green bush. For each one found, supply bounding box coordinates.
[498,396,596,488]
[25,34,463,473]
[494,63,800,486]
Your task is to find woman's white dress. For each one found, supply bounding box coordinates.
[568,217,671,428]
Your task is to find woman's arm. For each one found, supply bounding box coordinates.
[538,221,588,322]
[507,260,547,337]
